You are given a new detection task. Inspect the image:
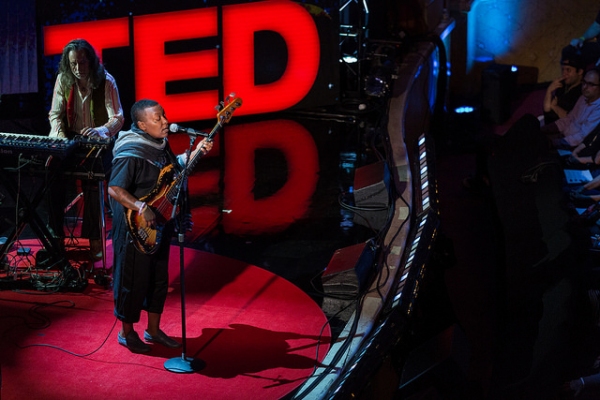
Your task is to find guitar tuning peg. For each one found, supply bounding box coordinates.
[214,104,222,111]
[229,92,236,98]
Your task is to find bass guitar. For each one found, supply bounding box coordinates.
[126,95,242,255]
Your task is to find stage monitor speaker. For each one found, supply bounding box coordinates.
[322,239,377,296]
[481,63,517,125]
[353,160,391,230]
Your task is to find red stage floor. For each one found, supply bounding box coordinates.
[0,113,382,399]
[0,239,331,400]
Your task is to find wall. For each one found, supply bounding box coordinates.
[0,0,38,95]
[449,0,598,98]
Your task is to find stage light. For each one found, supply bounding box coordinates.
[416,134,431,214]
[454,106,474,114]
[342,54,358,64]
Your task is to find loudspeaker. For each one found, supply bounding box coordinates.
[353,160,391,230]
[481,63,517,124]
[322,239,377,295]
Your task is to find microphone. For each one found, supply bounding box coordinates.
[169,123,207,137]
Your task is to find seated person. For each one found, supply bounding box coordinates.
[570,173,600,204]
[465,70,600,192]
[543,48,584,125]
[541,67,600,149]
[566,132,600,206]
[567,122,600,167]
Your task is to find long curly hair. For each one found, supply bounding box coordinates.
[57,39,105,89]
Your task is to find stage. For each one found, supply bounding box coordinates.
[0,239,332,399]
[0,109,384,399]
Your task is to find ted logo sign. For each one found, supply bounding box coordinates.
[43,0,321,122]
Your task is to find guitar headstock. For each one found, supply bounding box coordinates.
[216,94,243,124]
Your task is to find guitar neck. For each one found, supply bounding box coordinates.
[168,96,241,199]
[185,119,222,172]
[206,120,223,141]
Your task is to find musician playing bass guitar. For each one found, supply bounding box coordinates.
[108,99,213,353]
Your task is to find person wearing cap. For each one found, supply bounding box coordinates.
[569,9,600,68]
[543,50,585,125]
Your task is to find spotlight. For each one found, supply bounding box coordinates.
[454,106,475,114]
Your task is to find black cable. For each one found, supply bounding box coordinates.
[1,298,118,358]
[17,317,118,358]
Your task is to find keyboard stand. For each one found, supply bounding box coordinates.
[63,176,109,274]
[0,162,70,270]
[62,150,112,274]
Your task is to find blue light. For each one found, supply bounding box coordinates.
[472,1,519,60]
[511,65,518,72]
[454,106,474,114]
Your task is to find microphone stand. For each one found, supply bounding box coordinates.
[164,136,205,373]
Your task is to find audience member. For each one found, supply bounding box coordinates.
[464,69,600,192]
[543,48,584,125]
[568,123,600,167]
[565,373,600,398]
[570,173,600,204]
[541,67,600,149]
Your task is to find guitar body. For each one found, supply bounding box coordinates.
[126,164,177,255]
[124,95,242,255]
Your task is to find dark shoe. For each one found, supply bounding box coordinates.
[144,329,182,348]
[89,239,103,261]
[118,330,151,354]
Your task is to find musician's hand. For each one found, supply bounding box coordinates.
[141,207,156,229]
[80,127,100,137]
[197,139,213,155]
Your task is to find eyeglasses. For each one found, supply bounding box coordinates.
[582,79,600,87]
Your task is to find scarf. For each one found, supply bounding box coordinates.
[113,125,172,169]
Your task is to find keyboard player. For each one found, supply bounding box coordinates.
[48,38,124,260]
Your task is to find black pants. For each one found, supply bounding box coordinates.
[113,231,172,324]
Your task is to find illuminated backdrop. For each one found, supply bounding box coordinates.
[38,0,339,125]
